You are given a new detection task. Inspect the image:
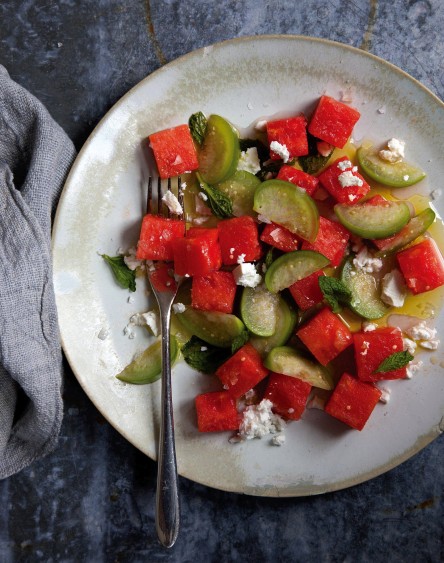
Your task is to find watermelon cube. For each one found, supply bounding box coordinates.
[191,270,237,313]
[396,238,444,295]
[301,216,350,267]
[318,156,370,204]
[217,216,262,266]
[264,372,312,420]
[267,115,309,160]
[308,95,360,149]
[149,124,199,179]
[325,373,381,430]
[215,343,269,398]
[289,269,324,311]
[195,391,239,432]
[276,165,319,196]
[260,222,300,252]
[136,215,185,260]
[354,327,407,382]
[172,228,221,276]
[297,307,353,365]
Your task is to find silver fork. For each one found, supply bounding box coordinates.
[146,177,184,548]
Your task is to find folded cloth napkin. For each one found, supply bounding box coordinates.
[0,66,76,479]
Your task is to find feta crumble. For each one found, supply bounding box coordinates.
[270,141,290,163]
[362,322,377,332]
[238,147,261,174]
[379,138,405,163]
[129,310,160,336]
[123,247,144,271]
[162,190,183,215]
[381,270,407,308]
[378,387,391,404]
[338,170,363,188]
[238,399,286,440]
[403,337,417,355]
[172,303,186,314]
[406,360,423,379]
[271,434,286,446]
[353,246,383,273]
[405,321,440,351]
[232,263,262,288]
[337,160,353,171]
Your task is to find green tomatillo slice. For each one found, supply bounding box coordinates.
[253,179,319,242]
[357,144,426,188]
[334,199,410,239]
[198,114,240,184]
[265,250,330,293]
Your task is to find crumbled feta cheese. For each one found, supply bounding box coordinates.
[405,321,440,351]
[172,303,186,314]
[139,311,159,336]
[271,434,286,446]
[381,270,407,308]
[406,360,423,379]
[353,246,383,273]
[360,341,370,356]
[420,340,440,350]
[337,160,353,171]
[255,119,268,131]
[238,399,286,440]
[162,190,183,215]
[403,337,417,355]
[379,387,391,404]
[237,253,246,264]
[257,214,272,224]
[340,88,353,103]
[379,138,405,163]
[98,327,109,340]
[238,147,261,174]
[232,263,262,288]
[123,247,144,271]
[362,322,377,332]
[270,141,290,163]
[338,170,363,188]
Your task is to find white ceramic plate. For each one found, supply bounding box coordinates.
[53,36,444,496]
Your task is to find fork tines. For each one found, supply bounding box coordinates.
[147,176,184,218]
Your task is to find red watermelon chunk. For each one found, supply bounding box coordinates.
[172,228,221,276]
[308,95,360,149]
[354,327,406,382]
[301,216,350,267]
[276,165,319,196]
[264,372,312,420]
[325,373,381,430]
[191,270,237,313]
[318,156,370,204]
[217,216,262,266]
[149,124,199,178]
[289,269,324,311]
[297,307,353,366]
[396,238,444,295]
[215,343,269,398]
[136,215,185,260]
[267,115,309,160]
[195,391,239,432]
[260,222,300,252]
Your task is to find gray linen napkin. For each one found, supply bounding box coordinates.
[0,66,76,479]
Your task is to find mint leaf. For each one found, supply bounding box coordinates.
[101,254,136,292]
[318,275,351,313]
[264,247,274,270]
[198,179,233,219]
[231,329,250,354]
[188,111,207,145]
[182,336,230,375]
[374,351,414,374]
[298,153,332,175]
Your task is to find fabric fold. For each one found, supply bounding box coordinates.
[0,66,76,479]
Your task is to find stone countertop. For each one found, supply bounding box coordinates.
[1,1,443,561]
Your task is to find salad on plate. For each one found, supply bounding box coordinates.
[103,93,444,445]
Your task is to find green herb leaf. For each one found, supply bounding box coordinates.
[189,111,207,145]
[198,178,233,218]
[373,351,414,374]
[181,336,230,375]
[298,132,334,174]
[264,247,274,270]
[231,328,250,354]
[318,275,351,313]
[101,254,136,292]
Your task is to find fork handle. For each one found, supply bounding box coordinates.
[155,308,180,548]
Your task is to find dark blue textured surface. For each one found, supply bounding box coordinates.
[1,1,443,560]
